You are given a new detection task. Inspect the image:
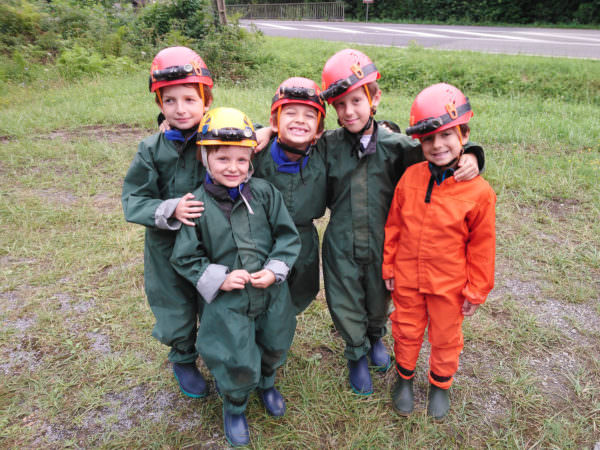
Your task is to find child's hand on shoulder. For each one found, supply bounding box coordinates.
[254,127,273,152]
[454,153,479,182]
[384,278,395,292]
[221,270,251,291]
[462,299,479,316]
[249,269,276,289]
[159,119,171,133]
[173,193,204,226]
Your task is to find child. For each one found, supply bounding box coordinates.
[170,107,300,447]
[253,77,327,314]
[122,46,212,398]
[318,49,485,396]
[382,83,496,419]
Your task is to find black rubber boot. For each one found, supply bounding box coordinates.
[391,376,414,416]
[427,384,450,420]
[172,362,208,398]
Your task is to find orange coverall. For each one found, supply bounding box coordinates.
[382,161,496,389]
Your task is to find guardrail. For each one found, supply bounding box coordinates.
[227,2,344,21]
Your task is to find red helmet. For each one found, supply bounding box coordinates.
[406,83,473,139]
[271,77,326,116]
[320,49,380,104]
[149,46,213,93]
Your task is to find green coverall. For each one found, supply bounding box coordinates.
[318,122,484,362]
[122,132,204,364]
[170,178,300,415]
[253,138,327,313]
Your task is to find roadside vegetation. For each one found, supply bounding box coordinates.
[0,3,599,447]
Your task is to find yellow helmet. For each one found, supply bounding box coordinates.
[198,107,257,148]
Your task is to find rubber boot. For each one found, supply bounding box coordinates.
[172,362,208,398]
[258,387,286,417]
[391,376,414,416]
[223,408,250,447]
[368,338,392,372]
[348,355,373,395]
[427,384,450,420]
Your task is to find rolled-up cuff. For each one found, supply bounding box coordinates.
[264,259,289,283]
[197,264,229,303]
[155,198,182,230]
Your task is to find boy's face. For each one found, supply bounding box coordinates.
[332,87,381,134]
[420,127,470,167]
[206,146,252,188]
[159,84,208,130]
[270,104,320,150]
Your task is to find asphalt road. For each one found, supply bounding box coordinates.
[239,20,600,59]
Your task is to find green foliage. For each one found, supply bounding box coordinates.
[56,46,136,80]
[343,0,600,25]
[0,0,264,88]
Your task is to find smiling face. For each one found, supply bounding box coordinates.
[331,86,380,134]
[159,84,208,131]
[271,103,320,151]
[206,145,252,188]
[420,126,470,167]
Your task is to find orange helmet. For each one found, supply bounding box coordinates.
[271,77,326,116]
[320,49,380,104]
[406,83,473,139]
[149,46,213,93]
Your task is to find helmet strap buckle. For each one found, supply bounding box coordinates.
[446,103,458,119]
[351,64,364,79]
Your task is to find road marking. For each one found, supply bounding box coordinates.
[362,26,447,38]
[252,22,298,30]
[436,28,556,43]
[304,24,365,34]
[514,31,600,43]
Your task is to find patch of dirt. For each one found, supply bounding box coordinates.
[42,124,152,145]
[91,193,118,212]
[37,188,78,205]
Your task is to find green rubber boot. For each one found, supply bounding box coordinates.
[391,376,414,416]
[427,384,450,420]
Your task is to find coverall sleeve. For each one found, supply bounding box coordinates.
[263,184,301,282]
[462,188,496,304]
[463,142,486,172]
[121,141,182,230]
[382,178,405,280]
[170,221,228,304]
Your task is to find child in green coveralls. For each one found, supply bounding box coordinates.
[170,107,300,447]
[253,77,328,314]
[317,49,485,396]
[122,46,212,398]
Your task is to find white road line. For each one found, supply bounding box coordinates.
[304,24,365,34]
[252,22,298,30]
[435,28,556,43]
[362,26,448,38]
[514,31,600,43]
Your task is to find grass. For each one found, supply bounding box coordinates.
[1,36,599,448]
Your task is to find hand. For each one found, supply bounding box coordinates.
[173,193,204,226]
[221,270,251,291]
[384,278,395,292]
[454,153,478,182]
[462,299,479,316]
[249,269,276,288]
[159,119,171,133]
[254,127,274,152]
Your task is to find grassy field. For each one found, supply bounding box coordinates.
[0,36,599,448]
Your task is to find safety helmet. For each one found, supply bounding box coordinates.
[320,48,380,104]
[198,107,256,186]
[199,107,257,148]
[271,77,326,116]
[149,46,213,93]
[406,83,473,139]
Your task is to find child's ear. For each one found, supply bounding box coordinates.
[462,128,470,144]
[314,129,324,140]
[204,97,213,113]
[269,114,278,133]
[371,89,382,109]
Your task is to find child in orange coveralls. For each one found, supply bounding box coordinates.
[382,83,496,420]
